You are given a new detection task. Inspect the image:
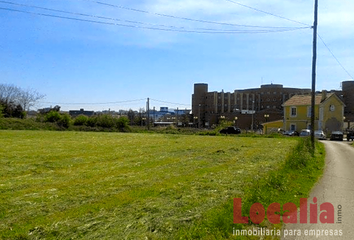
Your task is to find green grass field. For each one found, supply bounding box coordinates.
[0,131,303,239]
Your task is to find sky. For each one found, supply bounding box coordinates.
[1,0,353,111]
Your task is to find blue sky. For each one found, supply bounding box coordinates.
[1,0,353,111]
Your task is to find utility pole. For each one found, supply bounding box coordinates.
[310,0,318,151]
[153,106,155,123]
[147,98,150,130]
[251,100,254,131]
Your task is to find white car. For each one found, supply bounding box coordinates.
[314,130,326,140]
[299,129,311,137]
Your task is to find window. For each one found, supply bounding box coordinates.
[291,107,297,117]
[290,124,296,131]
[307,106,312,118]
[319,107,324,121]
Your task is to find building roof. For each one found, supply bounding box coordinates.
[282,94,335,106]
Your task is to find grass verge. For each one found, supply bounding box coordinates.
[0,131,324,239]
[174,137,325,239]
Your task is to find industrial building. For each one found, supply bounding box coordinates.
[192,81,354,129]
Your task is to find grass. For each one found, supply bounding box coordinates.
[0,118,60,131]
[174,137,325,239]
[0,131,324,239]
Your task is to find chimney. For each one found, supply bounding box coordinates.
[321,90,327,101]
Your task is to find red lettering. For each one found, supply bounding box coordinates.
[283,202,297,223]
[320,202,334,224]
[267,202,280,224]
[233,198,248,223]
[250,203,265,224]
[310,197,318,223]
[300,198,308,223]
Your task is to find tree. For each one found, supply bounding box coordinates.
[0,104,4,118]
[127,109,135,125]
[116,116,129,131]
[0,84,45,111]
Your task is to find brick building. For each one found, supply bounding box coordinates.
[192,81,354,129]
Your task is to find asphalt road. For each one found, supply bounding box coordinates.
[281,140,354,240]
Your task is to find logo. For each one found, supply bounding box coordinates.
[233,197,336,224]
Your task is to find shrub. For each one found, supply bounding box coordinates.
[74,115,89,126]
[95,114,115,128]
[57,113,71,128]
[44,111,62,123]
[0,105,3,118]
[116,116,129,131]
[44,111,71,128]
[86,116,97,127]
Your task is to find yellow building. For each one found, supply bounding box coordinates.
[282,92,345,134]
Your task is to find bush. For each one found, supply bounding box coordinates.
[44,111,62,123]
[0,118,60,130]
[116,116,129,131]
[44,111,71,129]
[95,114,115,128]
[0,105,3,118]
[0,102,26,119]
[74,115,89,126]
[86,116,97,127]
[58,113,71,128]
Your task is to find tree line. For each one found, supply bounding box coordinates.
[0,83,45,118]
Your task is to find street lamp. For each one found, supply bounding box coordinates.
[264,114,269,122]
[194,116,198,128]
[251,100,255,131]
[264,114,269,134]
[344,116,350,130]
[234,116,238,127]
[219,115,225,125]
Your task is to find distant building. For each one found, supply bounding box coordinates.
[69,108,94,117]
[148,107,191,122]
[192,81,354,129]
[38,105,61,114]
[282,91,345,134]
[192,83,311,129]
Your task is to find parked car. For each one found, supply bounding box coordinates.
[314,130,326,140]
[283,130,299,136]
[330,131,343,141]
[346,131,354,141]
[219,126,241,134]
[299,129,311,137]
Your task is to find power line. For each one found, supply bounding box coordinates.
[80,0,307,29]
[222,0,311,27]
[150,98,191,107]
[0,7,310,34]
[318,34,354,79]
[39,99,146,105]
[0,1,309,32]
